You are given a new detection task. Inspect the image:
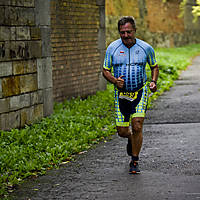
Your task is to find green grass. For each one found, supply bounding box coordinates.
[0,87,116,197]
[146,44,200,106]
[0,44,200,197]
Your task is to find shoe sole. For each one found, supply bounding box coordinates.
[129,170,141,174]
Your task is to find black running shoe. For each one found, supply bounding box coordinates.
[126,139,132,156]
[129,161,140,174]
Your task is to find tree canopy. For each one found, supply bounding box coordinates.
[164,0,200,22]
[192,0,200,22]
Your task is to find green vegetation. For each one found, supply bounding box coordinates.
[0,88,116,197]
[0,44,200,197]
[147,44,200,105]
[192,0,200,22]
[164,0,200,22]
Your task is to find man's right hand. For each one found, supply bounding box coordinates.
[115,75,125,89]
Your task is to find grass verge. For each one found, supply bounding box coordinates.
[147,44,200,106]
[0,44,200,197]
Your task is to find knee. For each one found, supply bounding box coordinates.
[132,123,142,133]
[117,127,131,138]
[132,118,144,134]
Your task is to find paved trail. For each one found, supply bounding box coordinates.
[10,57,200,200]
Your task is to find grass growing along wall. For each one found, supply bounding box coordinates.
[0,44,200,197]
[0,87,116,197]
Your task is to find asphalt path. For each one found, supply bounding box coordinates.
[10,57,200,200]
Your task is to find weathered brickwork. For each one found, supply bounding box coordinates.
[51,0,106,102]
[0,0,105,130]
[0,0,53,130]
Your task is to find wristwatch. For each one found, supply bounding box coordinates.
[151,80,157,84]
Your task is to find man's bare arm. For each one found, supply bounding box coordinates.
[151,65,159,83]
[103,68,124,89]
[149,65,159,92]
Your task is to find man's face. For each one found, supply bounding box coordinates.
[119,22,136,48]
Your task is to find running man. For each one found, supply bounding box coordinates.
[103,16,159,174]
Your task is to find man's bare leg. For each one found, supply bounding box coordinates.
[128,117,144,174]
[131,117,144,157]
[116,126,132,139]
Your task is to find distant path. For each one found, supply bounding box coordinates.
[10,57,200,200]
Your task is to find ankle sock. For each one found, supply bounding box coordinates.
[132,156,139,162]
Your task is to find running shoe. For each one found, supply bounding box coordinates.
[126,139,132,156]
[129,161,140,174]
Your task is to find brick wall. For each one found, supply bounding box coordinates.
[0,0,106,130]
[51,0,106,102]
[0,0,53,130]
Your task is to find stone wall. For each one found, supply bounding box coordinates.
[51,0,106,102]
[0,0,53,130]
[106,0,200,47]
[0,0,106,130]
[144,0,200,47]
